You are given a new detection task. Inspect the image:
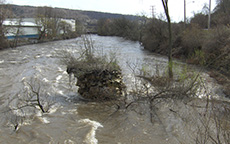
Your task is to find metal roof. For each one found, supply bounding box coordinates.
[3,20,38,27]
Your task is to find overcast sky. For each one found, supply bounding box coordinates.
[8,0,217,22]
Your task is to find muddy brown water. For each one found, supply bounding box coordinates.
[0,35,228,144]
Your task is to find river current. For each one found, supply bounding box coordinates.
[0,35,227,144]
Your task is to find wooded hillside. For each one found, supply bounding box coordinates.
[8,4,139,21]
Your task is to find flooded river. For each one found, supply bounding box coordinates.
[0,35,228,144]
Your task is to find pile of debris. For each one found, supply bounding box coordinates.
[67,57,125,101]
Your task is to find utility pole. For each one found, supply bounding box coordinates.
[184,0,186,27]
[150,6,155,18]
[208,0,211,29]
[184,0,195,28]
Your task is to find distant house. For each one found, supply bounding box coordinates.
[3,18,76,40]
[59,18,76,33]
[3,18,41,40]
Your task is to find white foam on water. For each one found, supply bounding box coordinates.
[0,60,4,64]
[57,67,64,72]
[9,61,18,64]
[42,78,49,82]
[58,90,64,95]
[33,65,42,72]
[64,139,74,144]
[21,77,26,81]
[46,54,52,57]
[56,75,62,81]
[36,111,42,117]
[48,104,60,114]
[61,112,66,115]
[38,117,50,124]
[78,119,103,144]
[68,109,78,114]
[42,117,50,124]
[23,119,33,126]
[35,55,41,58]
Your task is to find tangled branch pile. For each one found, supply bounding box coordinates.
[64,35,125,101]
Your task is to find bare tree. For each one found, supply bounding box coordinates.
[0,0,12,49]
[161,0,173,79]
[3,110,24,131]
[59,20,72,38]
[120,60,203,125]
[23,78,48,113]
[9,77,53,114]
[11,17,23,47]
[0,77,54,132]
[194,99,230,144]
[35,6,60,40]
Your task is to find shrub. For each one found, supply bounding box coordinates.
[202,25,230,76]
[126,63,202,106]
[66,55,124,101]
[0,37,9,50]
[97,17,140,41]
[180,24,204,57]
[97,18,113,36]
[63,35,125,101]
[141,19,168,54]
[190,13,208,29]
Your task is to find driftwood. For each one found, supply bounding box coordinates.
[67,58,125,101]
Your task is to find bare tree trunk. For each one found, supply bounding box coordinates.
[161,0,173,79]
[184,0,186,28]
[0,24,8,49]
[208,0,211,29]
[0,2,11,49]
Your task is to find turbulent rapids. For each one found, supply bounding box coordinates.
[0,35,228,144]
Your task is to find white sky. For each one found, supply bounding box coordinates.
[8,0,217,22]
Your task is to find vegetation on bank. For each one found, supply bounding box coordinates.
[0,1,141,50]
[0,4,228,143]
[0,3,82,50]
[96,0,230,96]
[97,17,141,41]
[61,35,229,143]
[0,2,11,49]
[35,6,80,41]
[0,1,229,142]
[1,0,229,95]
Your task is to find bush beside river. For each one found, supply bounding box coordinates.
[96,2,230,97]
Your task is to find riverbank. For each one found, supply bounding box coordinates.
[0,35,228,143]
[154,44,230,98]
[0,34,80,50]
[98,22,230,97]
[2,32,229,98]
[96,17,230,96]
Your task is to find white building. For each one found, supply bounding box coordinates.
[3,18,41,40]
[3,18,76,40]
[60,18,76,32]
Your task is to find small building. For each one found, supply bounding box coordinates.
[3,18,41,40]
[3,18,76,40]
[60,18,76,32]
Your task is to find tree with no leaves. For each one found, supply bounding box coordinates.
[35,6,60,40]
[161,0,173,79]
[0,0,11,49]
